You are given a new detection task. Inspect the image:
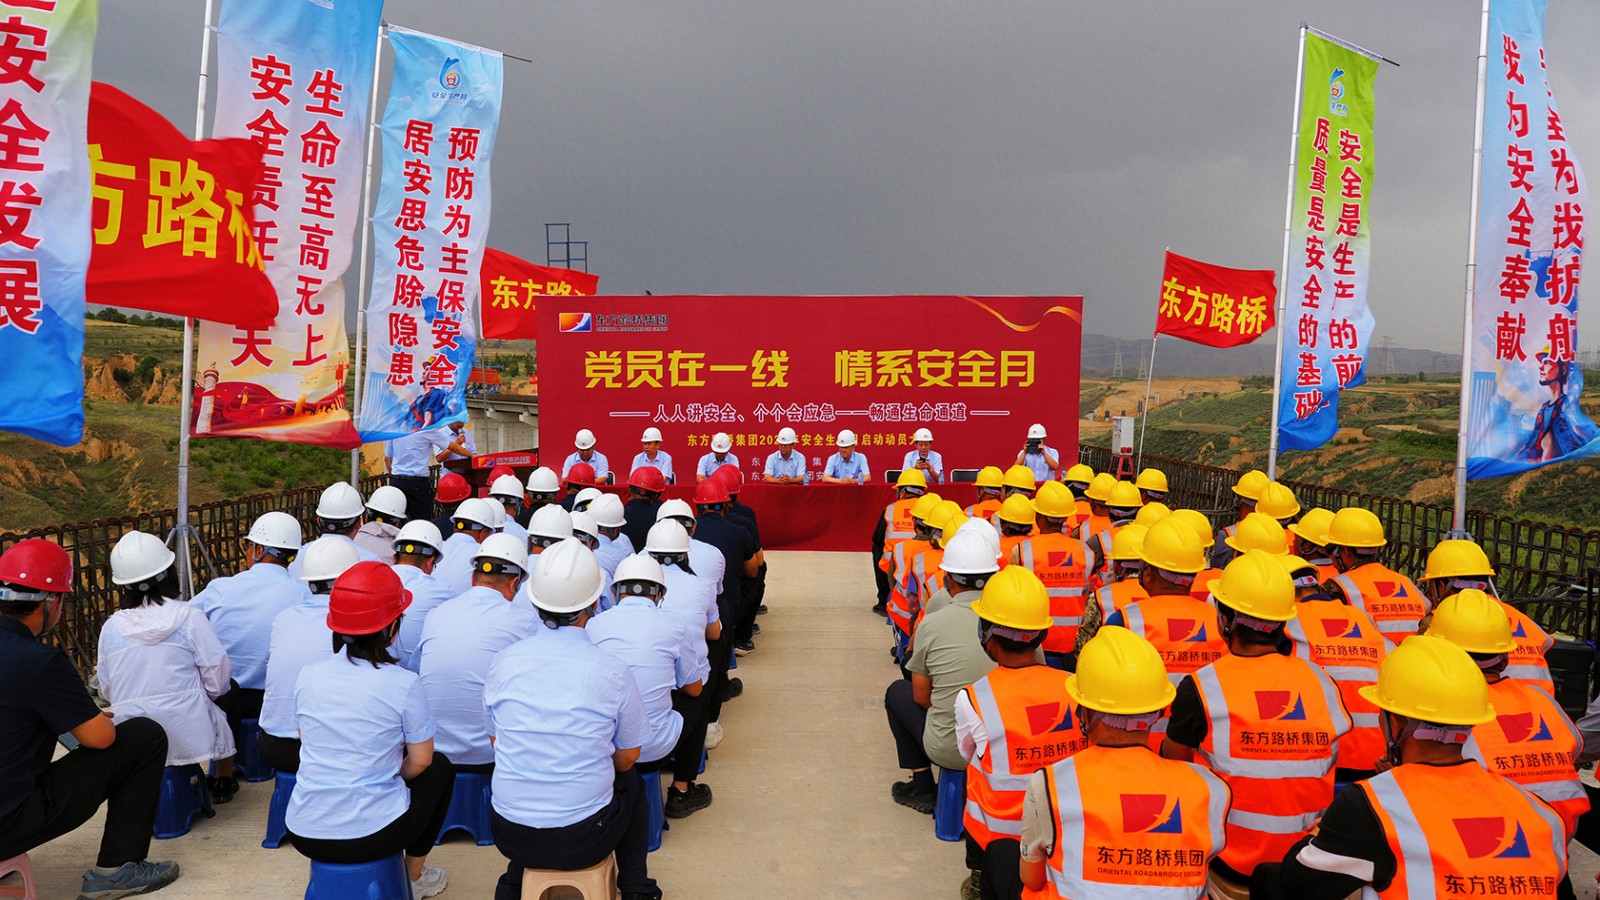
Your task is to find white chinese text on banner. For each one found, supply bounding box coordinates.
[358,28,501,440]
[191,0,384,449]
[0,0,97,446]
[1466,0,1599,477]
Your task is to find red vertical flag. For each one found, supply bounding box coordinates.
[1154,251,1276,348]
[479,247,599,340]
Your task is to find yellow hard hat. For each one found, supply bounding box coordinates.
[998,493,1037,526]
[1134,468,1169,494]
[1423,539,1496,582]
[1281,555,1322,590]
[1110,523,1150,561]
[1168,509,1215,549]
[1427,589,1515,654]
[1358,634,1494,725]
[896,468,928,490]
[1210,549,1297,621]
[1224,513,1289,557]
[1325,507,1386,548]
[1063,463,1095,485]
[909,492,943,522]
[1085,472,1116,502]
[973,465,1005,490]
[1232,469,1270,502]
[1106,481,1145,510]
[1031,481,1076,519]
[1136,518,1207,574]
[1287,507,1334,546]
[927,500,964,534]
[1002,465,1037,492]
[1255,481,1301,520]
[940,511,969,546]
[971,566,1053,631]
[1065,626,1175,715]
[1134,501,1171,529]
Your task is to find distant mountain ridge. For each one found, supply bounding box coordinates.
[1079,333,1463,378]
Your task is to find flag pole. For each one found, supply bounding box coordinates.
[1267,23,1309,482]
[1452,0,1492,534]
[1136,333,1159,471]
[349,23,388,485]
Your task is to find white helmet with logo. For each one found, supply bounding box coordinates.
[837,429,857,447]
[1027,423,1048,440]
[574,429,597,450]
[711,432,732,453]
[776,427,798,445]
[641,427,663,443]
[913,427,934,443]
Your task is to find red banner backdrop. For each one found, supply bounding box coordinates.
[480,248,598,340]
[1154,250,1277,348]
[536,295,1083,486]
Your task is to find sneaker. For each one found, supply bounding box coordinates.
[871,601,888,616]
[78,860,179,899]
[750,622,761,635]
[734,639,755,657]
[890,779,936,814]
[665,782,713,818]
[757,604,769,615]
[208,774,239,805]
[704,722,725,750]
[961,869,981,900]
[411,864,448,899]
[719,677,744,701]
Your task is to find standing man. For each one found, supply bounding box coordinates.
[821,429,871,484]
[437,420,476,477]
[387,426,471,524]
[901,427,945,484]
[696,433,739,482]
[1322,507,1427,642]
[631,427,674,484]
[1015,424,1058,483]
[563,429,612,485]
[763,427,807,484]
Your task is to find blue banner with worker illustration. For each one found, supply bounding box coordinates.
[357,28,501,441]
[1465,0,1600,478]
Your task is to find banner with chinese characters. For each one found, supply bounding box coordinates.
[1276,29,1381,453]
[1155,251,1276,348]
[0,0,97,446]
[1465,0,1599,477]
[191,0,383,449]
[85,82,275,328]
[357,28,501,441]
[536,295,1083,483]
[479,248,597,340]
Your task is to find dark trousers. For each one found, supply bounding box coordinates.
[214,683,264,747]
[639,690,708,784]
[733,563,767,644]
[491,768,657,900]
[981,837,1023,900]
[258,732,301,774]
[885,679,931,770]
[871,519,890,604]
[391,474,434,524]
[0,717,167,869]
[705,632,734,724]
[289,753,455,863]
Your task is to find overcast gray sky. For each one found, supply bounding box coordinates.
[95,1,1600,353]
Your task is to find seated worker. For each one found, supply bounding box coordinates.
[872,469,928,616]
[646,520,723,749]
[433,498,499,596]
[631,426,674,484]
[965,466,1005,520]
[821,429,871,484]
[391,521,456,670]
[994,494,1036,567]
[713,465,769,643]
[1322,507,1427,642]
[1209,469,1267,570]
[1083,481,1142,583]
[763,427,807,484]
[1253,482,1301,547]
[1134,466,1169,504]
[695,432,739,482]
[288,482,383,579]
[488,475,529,547]
[1072,523,1149,653]
[884,493,944,660]
[485,539,659,900]
[1061,463,1095,524]
[559,463,597,512]
[899,501,965,636]
[1418,538,1553,693]
[689,483,761,720]
[999,465,1037,507]
[656,499,725,606]
[622,466,667,555]
[1010,482,1092,670]
[515,467,562,529]
[355,485,408,564]
[902,427,945,484]
[0,539,179,899]
[285,562,454,899]
[97,532,235,798]
[1164,508,1223,601]
[589,494,635,582]
[430,472,473,537]
[1286,507,1337,582]
[1015,423,1059,483]
[563,428,612,484]
[1073,474,1115,543]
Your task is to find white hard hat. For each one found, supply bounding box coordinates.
[246,511,303,551]
[956,517,1003,561]
[711,432,732,453]
[316,482,365,520]
[484,501,507,530]
[298,536,361,583]
[574,428,597,450]
[776,427,798,445]
[570,510,599,539]
[940,530,1002,575]
[573,487,603,509]
[528,504,575,541]
[474,533,529,570]
[109,531,176,586]
[589,493,627,528]
[913,427,934,443]
[490,475,526,502]
[522,538,605,613]
[394,520,444,556]
[656,499,696,523]
[452,497,497,530]
[613,553,666,590]
[641,427,663,443]
[837,429,857,448]
[366,485,408,520]
[525,466,561,494]
[1027,423,1047,440]
[644,519,690,554]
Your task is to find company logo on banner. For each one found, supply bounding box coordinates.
[192,0,384,449]
[0,0,98,446]
[1465,0,1600,478]
[536,296,1082,483]
[1155,251,1277,348]
[1277,30,1381,453]
[358,28,502,441]
[478,246,598,340]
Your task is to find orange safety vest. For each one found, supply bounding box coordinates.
[963,666,1089,847]
[1464,678,1589,839]
[967,497,1003,521]
[1117,595,1227,687]
[1037,744,1230,900]
[1189,568,1223,603]
[1075,512,1111,544]
[1018,533,1093,654]
[1502,604,1555,695]
[883,536,931,635]
[1092,581,1148,627]
[1191,652,1351,876]
[1330,563,1428,642]
[1360,762,1567,899]
[1284,599,1393,773]
[999,533,1029,568]
[880,498,918,582]
[900,544,944,633]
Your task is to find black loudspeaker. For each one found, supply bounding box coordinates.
[1544,638,1595,722]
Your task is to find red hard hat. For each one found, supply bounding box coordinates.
[326,561,412,635]
[694,477,730,505]
[0,538,73,596]
[488,464,517,483]
[629,465,666,493]
[567,462,596,488]
[435,472,472,503]
[714,464,743,494]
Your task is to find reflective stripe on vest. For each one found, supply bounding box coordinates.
[1463,679,1589,837]
[884,499,917,541]
[965,668,1089,847]
[1120,596,1226,686]
[1192,659,1349,779]
[1286,600,1390,772]
[1333,568,1425,638]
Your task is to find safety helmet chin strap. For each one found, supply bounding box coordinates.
[1380,712,1471,766]
[1077,706,1163,736]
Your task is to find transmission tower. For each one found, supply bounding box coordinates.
[1380,336,1396,376]
[1112,345,1125,380]
[1137,346,1150,382]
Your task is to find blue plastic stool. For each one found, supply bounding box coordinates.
[304,855,412,900]
[728,652,737,671]
[236,718,274,783]
[263,772,295,849]
[435,771,495,846]
[934,767,965,842]
[153,764,214,840]
[645,771,667,852]
[698,747,707,776]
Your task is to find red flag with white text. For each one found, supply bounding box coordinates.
[1154,250,1276,348]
